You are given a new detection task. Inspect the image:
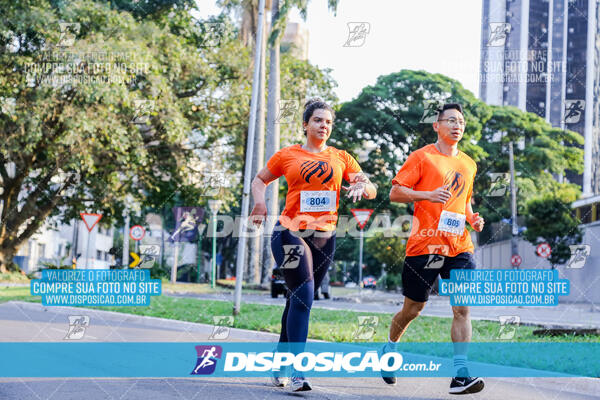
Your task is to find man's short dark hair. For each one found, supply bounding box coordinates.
[437,103,464,120]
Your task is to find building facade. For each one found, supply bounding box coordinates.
[15,218,114,273]
[480,0,599,196]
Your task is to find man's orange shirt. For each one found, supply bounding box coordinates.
[267,144,361,231]
[392,144,477,257]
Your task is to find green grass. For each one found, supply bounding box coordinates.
[160,281,265,296]
[0,286,38,303]
[2,286,597,343]
[329,286,363,296]
[0,272,30,283]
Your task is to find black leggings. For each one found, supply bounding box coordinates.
[271,222,336,346]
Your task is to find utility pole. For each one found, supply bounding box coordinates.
[233,0,267,315]
[262,0,281,285]
[122,211,130,268]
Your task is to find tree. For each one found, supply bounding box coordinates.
[474,105,584,245]
[0,1,250,271]
[365,231,406,275]
[523,185,583,268]
[331,70,490,219]
[332,70,584,250]
[259,0,338,283]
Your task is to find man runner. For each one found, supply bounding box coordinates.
[382,103,485,395]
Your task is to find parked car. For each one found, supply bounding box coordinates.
[270,267,287,298]
[362,276,377,289]
[314,271,330,300]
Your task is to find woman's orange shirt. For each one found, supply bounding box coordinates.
[267,144,361,231]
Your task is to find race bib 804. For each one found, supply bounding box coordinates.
[300,191,336,212]
[437,210,466,234]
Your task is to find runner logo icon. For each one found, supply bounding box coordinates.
[343,22,371,47]
[64,315,90,340]
[487,23,511,46]
[443,170,465,198]
[300,160,333,184]
[192,345,223,375]
[353,316,379,340]
[424,245,449,269]
[564,100,585,124]
[420,100,443,123]
[209,316,234,340]
[567,245,591,269]
[497,315,520,340]
[281,245,305,269]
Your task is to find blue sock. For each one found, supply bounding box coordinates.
[453,355,467,376]
[386,334,398,351]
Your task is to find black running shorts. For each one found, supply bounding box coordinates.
[401,252,476,302]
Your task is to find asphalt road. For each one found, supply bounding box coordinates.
[1,301,599,400]
[2,376,600,400]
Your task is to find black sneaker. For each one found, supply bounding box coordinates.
[449,368,484,394]
[378,343,397,385]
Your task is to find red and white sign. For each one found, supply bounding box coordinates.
[80,212,102,232]
[511,254,522,267]
[536,243,552,258]
[351,209,374,229]
[129,225,146,241]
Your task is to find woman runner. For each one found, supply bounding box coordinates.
[250,98,377,391]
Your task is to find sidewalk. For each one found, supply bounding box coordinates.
[0,301,598,400]
[333,289,600,329]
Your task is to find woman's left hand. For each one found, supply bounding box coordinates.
[342,182,367,203]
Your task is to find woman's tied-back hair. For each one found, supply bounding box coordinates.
[303,98,335,135]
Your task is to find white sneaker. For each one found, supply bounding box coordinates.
[270,374,289,387]
[290,374,312,392]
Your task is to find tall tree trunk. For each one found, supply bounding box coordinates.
[247,10,267,284]
[261,0,281,284]
[0,247,17,273]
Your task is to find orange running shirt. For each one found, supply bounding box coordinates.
[267,144,362,231]
[392,144,477,257]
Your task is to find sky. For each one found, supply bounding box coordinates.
[197,0,483,102]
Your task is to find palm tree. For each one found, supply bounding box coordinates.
[248,6,267,284]
[261,0,339,284]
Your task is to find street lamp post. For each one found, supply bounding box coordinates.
[358,228,364,291]
[509,141,519,269]
[208,200,222,289]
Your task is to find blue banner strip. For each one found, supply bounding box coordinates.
[0,342,597,378]
[30,269,161,306]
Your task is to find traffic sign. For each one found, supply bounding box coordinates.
[351,209,374,229]
[129,225,145,241]
[511,254,522,267]
[129,252,140,268]
[536,243,551,258]
[80,212,102,232]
